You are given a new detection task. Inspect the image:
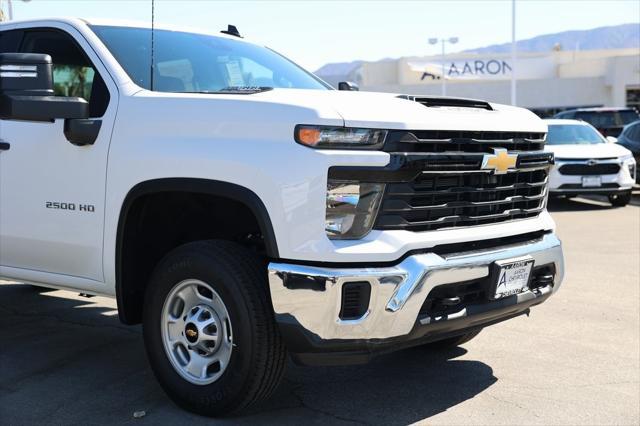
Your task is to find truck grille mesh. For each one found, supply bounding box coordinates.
[558,163,620,175]
[375,170,547,231]
[371,131,549,232]
[384,130,546,153]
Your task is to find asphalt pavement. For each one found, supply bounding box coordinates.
[1,192,639,425]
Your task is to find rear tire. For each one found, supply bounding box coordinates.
[424,329,482,350]
[608,191,631,207]
[142,240,286,417]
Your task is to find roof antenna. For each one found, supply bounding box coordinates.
[150,0,155,91]
[221,25,242,38]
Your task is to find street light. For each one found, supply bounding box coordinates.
[0,0,31,21]
[429,36,459,96]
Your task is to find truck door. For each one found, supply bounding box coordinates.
[0,26,117,283]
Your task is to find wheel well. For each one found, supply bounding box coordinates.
[116,179,278,324]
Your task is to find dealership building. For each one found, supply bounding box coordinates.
[319,48,640,117]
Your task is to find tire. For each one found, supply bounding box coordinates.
[142,240,286,417]
[424,329,482,350]
[608,191,631,207]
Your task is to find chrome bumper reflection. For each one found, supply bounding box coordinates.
[268,233,564,340]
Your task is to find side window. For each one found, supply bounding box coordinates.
[20,29,109,117]
[630,124,640,141]
[0,29,24,52]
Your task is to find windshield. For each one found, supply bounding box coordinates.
[546,124,606,145]
[575,110,639,128]
[90,25,329,93]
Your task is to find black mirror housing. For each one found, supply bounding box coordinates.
[0,53,88,121]
[338,81,359,91]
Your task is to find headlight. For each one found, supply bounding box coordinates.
[295,125,387,149]
[622,154,636,178]
[326,180,384,239]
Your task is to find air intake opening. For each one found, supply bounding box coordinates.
[399,95,493,111]
[339,281,371,320]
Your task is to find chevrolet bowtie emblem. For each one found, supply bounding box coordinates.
[482,148,518,174]
[186,329,198,338]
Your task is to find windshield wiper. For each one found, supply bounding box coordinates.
[218,86,274,94]
[181,86,273,95]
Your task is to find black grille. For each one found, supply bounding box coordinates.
[558,163,620,175]
[418,278,487,318]
[418,263,556,319]
[339,282,371,320]
[375,169,548,232]
[558,183,620,190]
[384,130,546,154]
[400,95,493,111]
[329,128,550,233]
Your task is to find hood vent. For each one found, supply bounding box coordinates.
[399,95,493,111]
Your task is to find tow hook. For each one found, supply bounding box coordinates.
[440,296,461,306]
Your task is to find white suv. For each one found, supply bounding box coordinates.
[544,119,636,206]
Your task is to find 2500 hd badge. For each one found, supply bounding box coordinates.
[45,201,95,212]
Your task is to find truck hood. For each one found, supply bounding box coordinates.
[252,89,547,133]
[545,143,632,159]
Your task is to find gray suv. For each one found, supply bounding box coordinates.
[554,107,640,137]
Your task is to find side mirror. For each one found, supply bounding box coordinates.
[606,136,618,143]
[338,81,359,91]
[0,53,88,122]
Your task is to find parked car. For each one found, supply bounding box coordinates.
[617,120,640,182]
[553,107,640,138]
[0,18,564,416]
[544,119,636,206]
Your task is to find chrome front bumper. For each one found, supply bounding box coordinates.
[268,233,564,341]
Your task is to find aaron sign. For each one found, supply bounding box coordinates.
[406,55,555,82]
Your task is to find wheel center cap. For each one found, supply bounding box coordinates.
[185,323,199,343]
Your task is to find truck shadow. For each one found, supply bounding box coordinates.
[250,347,497,425]
[0,283,496,425]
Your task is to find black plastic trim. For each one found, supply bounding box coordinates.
[281,289,551,365]
[64,118,102,146]
[115,178,279,324]
[399,95,494,110]
[329,152,553,182]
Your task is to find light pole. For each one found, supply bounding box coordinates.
[0,0,31,21]
[429,36,459,96]
[510,0,517,106]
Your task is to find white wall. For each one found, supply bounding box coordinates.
[359,48,640,109]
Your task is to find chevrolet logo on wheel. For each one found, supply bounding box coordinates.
[482,148,518,174]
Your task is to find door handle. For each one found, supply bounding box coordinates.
[0,141,10,151]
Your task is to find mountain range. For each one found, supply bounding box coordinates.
[466,23,639,54]
[315,23,639,77]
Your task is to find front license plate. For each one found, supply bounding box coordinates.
[582,176,602,187]
[492,258,534,299]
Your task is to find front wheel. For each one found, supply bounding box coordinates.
[143,240,286,416]
[608,191,631,207]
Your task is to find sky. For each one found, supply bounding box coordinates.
[5,0,640,71]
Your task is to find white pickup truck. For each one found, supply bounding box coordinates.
[0,18,564,416]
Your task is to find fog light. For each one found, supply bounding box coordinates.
[326,180,384,239]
